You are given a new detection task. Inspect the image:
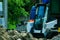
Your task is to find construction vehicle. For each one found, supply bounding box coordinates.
[26,0,60,39]
[0,0,60,40]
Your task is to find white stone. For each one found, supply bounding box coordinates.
[17,38,21,40]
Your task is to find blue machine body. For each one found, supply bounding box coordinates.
[27,0,58,38]
[38,6,45,18]
[30,5,45,20]
[30,6,36,20]
[42,0,50,4]
[28,5,45,32]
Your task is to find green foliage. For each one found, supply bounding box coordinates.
[8,0,34,29]
[8,0,30,23]
[8,23,16,29]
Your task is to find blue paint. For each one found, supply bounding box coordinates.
[0,2,2,11]
[38,6,45,18]
[42,0,50,4]
[30,6,36,20]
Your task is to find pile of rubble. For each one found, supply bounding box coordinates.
[0,27,60,40]
[0,27,11,40]
[51,34,60,40]
[0,27,35,40]
[0,27,46,40]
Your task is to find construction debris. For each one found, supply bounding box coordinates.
[51,34,60,40]
[0,27,11,40]
[0,27,60,40]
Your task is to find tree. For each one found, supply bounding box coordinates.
[8,0,34,29]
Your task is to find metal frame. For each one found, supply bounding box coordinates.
[3,0,8,28]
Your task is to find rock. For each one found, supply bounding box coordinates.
[17,38,22,40]
[20,32,27,37]
[47,39,50,40]
[0,27,51,40]
[0,28,11,40]
[8,30,22,40]
[32,38,38,40]
[51,34,60,40]
[39,38,44,40]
